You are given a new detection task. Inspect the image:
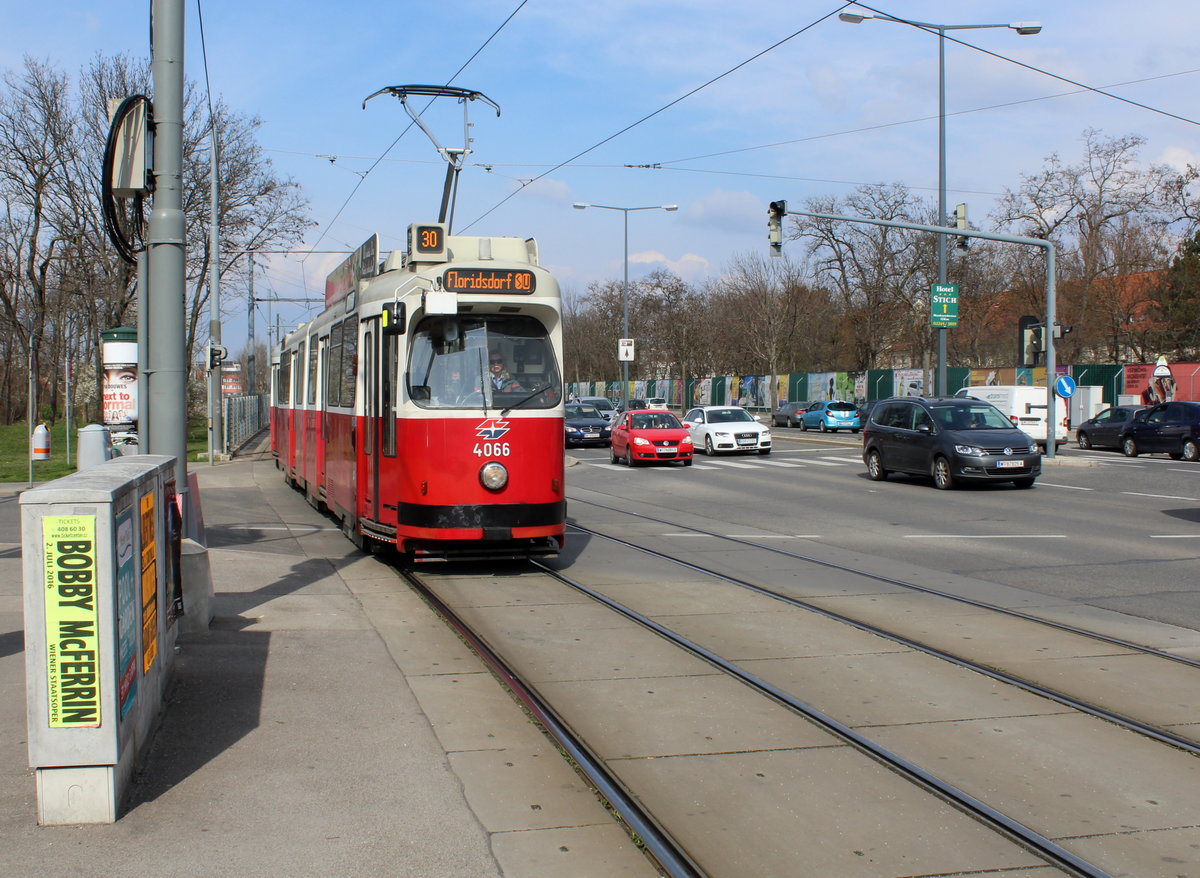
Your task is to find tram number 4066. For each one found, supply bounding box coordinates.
[473,442,511,457]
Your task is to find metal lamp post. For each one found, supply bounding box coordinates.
[572,202,677,410]
[840,10,1040,396]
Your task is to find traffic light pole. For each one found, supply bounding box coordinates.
[771,205,1060,458]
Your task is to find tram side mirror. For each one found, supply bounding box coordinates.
[410,384,431,401]
[382,302,406,335]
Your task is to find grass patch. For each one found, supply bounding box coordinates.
[0,418,211,484]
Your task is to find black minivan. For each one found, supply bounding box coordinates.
[1118,400,1200,461]
[862,397,1042,489]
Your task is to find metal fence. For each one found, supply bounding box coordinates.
[222,394,269,454]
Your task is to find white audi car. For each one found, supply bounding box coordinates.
[681,405,772,456]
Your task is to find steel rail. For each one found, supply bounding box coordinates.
[531,560,1110,878]
[569,496,1200,671]
[565,520,1200,756]
[399,568,706,878]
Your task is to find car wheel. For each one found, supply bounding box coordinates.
[866,449,888,481]
[932,456,955,490]
[851,428,860,434]
[611,444,621,464]
[818,422,827,433]
[704,436,716,456]
[1183,439,1200,462]
[799,420,807,432]
[1077,431,1092,450]
[1011,477,1036,489]
[625,446,636,467]
[683,456,693,467]
[1122,437,1139,457]
[758,448,770,455]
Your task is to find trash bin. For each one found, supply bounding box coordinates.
[77,424,114,470]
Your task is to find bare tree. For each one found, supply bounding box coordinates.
[993,129,1174,361]
[795,184,931,370]
[0,53,311,424]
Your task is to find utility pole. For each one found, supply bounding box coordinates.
[247,254,256,393]
[147,0,189,513]
[208,122,223,458]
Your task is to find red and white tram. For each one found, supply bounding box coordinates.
[270,222,565,559]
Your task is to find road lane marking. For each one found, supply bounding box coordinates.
[1039,482,1094,490]
[1122,491,1200,502]
[754,459,805,467]
[904,534,1066,539]
[1149,534,1200,539]
[821,456,863,463]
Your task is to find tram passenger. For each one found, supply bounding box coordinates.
[488,352,523,392]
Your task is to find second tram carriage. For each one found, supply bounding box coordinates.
[270,222,565,559]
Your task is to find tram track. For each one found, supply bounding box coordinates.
[565,514,1200,755]
[400,512,1200,876]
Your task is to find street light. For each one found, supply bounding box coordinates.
[572,202,678,410]
[840,10,1040,395]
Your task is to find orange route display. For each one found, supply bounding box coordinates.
[442,268,536,293]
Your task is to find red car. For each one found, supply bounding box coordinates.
[610,409,693,466]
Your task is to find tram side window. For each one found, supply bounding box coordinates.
[383,331,397,456]
[341,320,358,407]
[306,337,318,405]
[278,350,292,405]
[326,321,344,407]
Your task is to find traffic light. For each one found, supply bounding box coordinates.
[1018,315,1042,367]
[953,203,970,250]
[767,200,787,256]
[206,342,227,372]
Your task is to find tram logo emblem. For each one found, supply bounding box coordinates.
[475,418,511,440]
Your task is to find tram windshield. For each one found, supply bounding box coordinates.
[407,314,562,410]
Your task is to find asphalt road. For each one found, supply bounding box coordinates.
[566,433,1200,632]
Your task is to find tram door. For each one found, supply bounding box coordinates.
[361,318,381,523]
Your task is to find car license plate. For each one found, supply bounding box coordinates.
[996,460,1023,469]
[584,432,599,438]
[659,445,676,452]
[738,437,756,445]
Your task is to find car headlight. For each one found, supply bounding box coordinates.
[954,444,985,456]
[479,462,508,491]
[714,431,731,439]
[761,430,771,439]
[633,436,651,446]
[680,436,693,445]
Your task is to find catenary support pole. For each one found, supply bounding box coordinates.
[148,0,190,521]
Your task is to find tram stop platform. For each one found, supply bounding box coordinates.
[0,441,655,878]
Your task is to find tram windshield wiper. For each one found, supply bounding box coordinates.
[501,385,553,417]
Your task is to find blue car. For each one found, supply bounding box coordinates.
[800,400,861,433]
[564,403,612,447]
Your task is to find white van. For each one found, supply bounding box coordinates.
[955,385,1069,448]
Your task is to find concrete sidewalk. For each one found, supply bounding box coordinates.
[0,451,653,878]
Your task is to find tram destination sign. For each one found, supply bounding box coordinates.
[442,268,536,294]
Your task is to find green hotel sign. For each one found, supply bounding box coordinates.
[931,283,958,328]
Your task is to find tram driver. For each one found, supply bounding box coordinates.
[487,351,523,392]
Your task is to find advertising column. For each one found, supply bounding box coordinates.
[101,327,138,429]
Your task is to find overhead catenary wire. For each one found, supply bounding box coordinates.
[457,3,857,232]
[302,0,531,258]
[852,2,1200,128]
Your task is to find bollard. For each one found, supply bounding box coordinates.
[76,424,114,471]
[32,423,50,460]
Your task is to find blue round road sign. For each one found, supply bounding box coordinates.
[1055,375,1077,398]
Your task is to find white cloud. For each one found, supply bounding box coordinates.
[1158,146,1199,173]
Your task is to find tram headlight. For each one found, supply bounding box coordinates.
[479,461,509,491]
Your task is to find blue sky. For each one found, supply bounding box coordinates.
[3,1,1199,354]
